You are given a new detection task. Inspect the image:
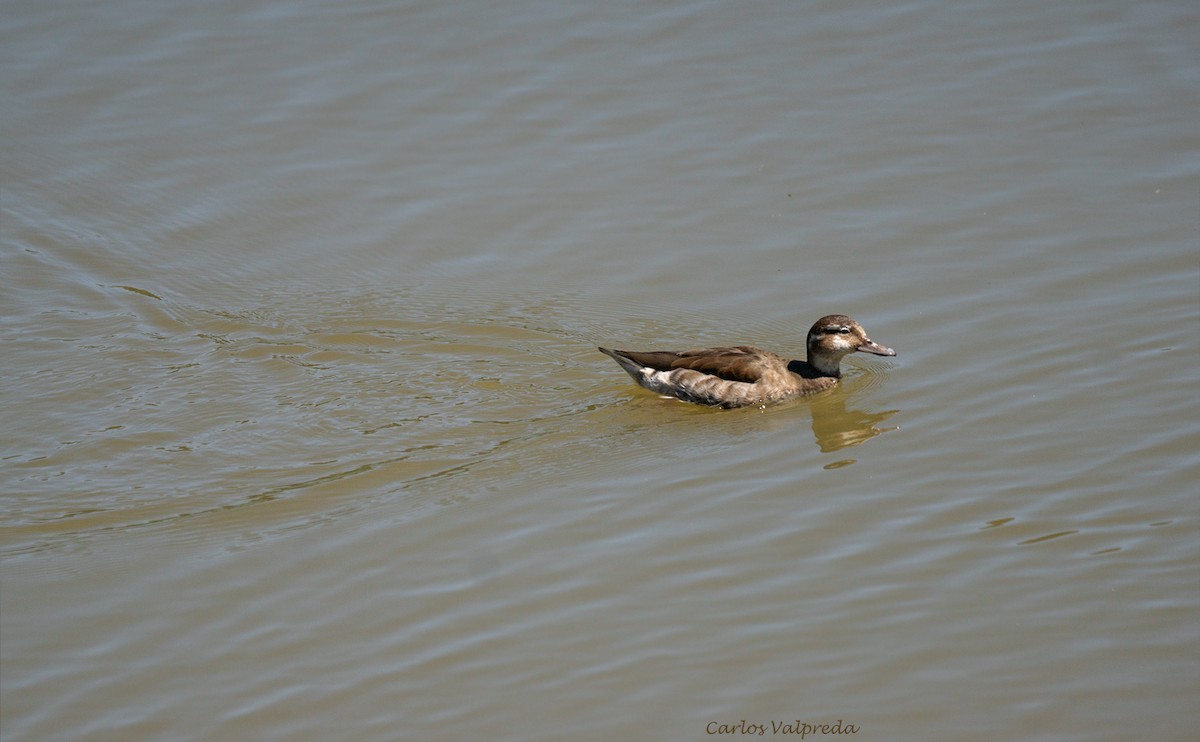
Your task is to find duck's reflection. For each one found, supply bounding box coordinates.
[806,391,899,452]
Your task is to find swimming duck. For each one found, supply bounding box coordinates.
[599,314,895,408]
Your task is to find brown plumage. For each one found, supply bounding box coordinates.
[599,314,895,408]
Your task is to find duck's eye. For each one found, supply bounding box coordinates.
[835,327,851,334]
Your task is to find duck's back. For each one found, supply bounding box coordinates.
[614,345,783,384]
[599,346,828,407]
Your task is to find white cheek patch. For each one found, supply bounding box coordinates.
[813,331,854,350]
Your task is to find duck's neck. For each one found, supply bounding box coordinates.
[806,352,843,378]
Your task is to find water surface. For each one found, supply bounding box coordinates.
[3,0,1198,740]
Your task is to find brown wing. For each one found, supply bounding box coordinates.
[616,346,784,384]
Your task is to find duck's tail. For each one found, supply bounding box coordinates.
[598,347,647,382]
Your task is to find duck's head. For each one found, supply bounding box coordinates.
[805,314,895,376]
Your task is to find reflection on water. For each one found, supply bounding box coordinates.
[808,391,900,453]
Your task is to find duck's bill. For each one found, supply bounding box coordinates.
[857,340,896,356]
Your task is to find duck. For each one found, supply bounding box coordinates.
[599,314,895,408]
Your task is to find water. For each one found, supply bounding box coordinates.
[3,0,1198,740]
